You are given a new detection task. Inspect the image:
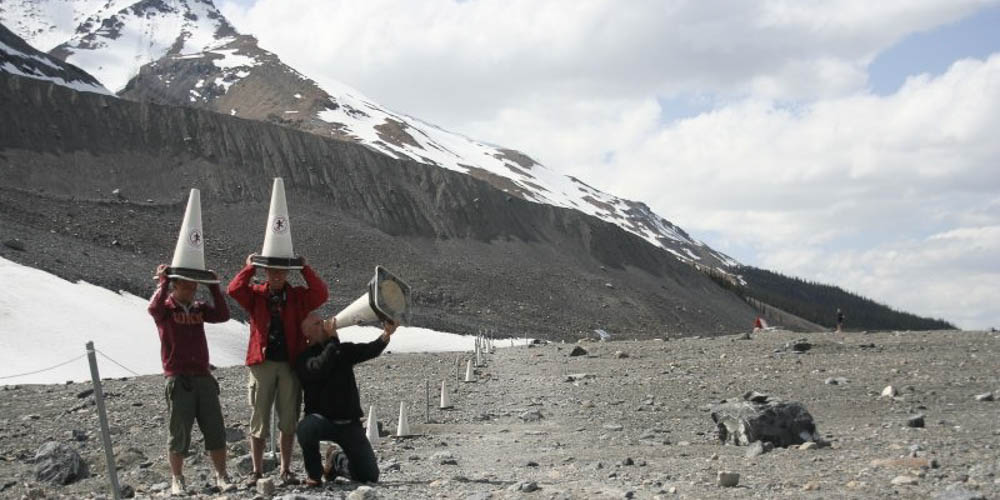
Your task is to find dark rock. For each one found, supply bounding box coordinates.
[120,484,135,498]
[224,426,245,443]
[907,415,925,428]
[34,441,88,485]
[75,388,94,399]
[2,239,25,251]
[569,346,588,357]
[712,396,819,447]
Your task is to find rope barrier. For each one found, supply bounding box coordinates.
[94,349,141,377]
[0,354,87,380]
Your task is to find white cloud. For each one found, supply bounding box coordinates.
[218,1,1000,328]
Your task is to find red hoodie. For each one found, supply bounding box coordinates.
[227,263,328,366]
[148,275,231,377]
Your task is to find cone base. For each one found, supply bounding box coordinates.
[166,267,219,284]
[251,255,304,270]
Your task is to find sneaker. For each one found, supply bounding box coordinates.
[215,473,236,493]
[243,472,262,489]
[170,475,186,496]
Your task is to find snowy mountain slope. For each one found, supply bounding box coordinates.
[0,0,736,270]
[0,21,108,94]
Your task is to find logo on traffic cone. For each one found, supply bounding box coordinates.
[166,189,218,283]
[464,359,476,383]
[251,178,303,269]
[365,405,379,446]
[396,402,410,437]
[439,380,452,409]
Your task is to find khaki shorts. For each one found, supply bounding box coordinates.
[247,360,301,439]
[165,375,226,454]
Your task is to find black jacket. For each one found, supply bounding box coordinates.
[295,336,388,421]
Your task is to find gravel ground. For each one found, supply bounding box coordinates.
[1,328,998,499]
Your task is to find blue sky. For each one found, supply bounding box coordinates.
[222,1,1000,329]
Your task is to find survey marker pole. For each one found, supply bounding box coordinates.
[86,341,122,500]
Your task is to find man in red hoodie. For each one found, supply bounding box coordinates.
[228,253,328,486]
[148,264,235,495]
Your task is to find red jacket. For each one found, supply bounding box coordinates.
[227,263,328,366]
[148,276,231,377]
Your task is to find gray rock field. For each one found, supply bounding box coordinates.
[1,329,998,499]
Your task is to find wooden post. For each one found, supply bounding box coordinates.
[85,341,121,500]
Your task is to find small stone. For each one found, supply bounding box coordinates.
[150,482,169,492]
[256,477,274,496]
[569,346,588,357]
[974,392,994,402]
[224,427,245,443]
[348,485,378,500]
[622,457,634,466]
[799,441,819,451]
[891,475,919,486]
[906,415,925,428]
[519,410,544,422]
[933,485,988,500]
[613,351,629,359]
[717,471,740,487]
[509,480,539,492]
[603,424,624,431]
[882,385,898,397]
[825,377,849,385]
[802,481,820,491]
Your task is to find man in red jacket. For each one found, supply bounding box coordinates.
[149,264,235,495]
[228,253,328,486]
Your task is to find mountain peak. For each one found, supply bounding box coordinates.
[0,0,737,271]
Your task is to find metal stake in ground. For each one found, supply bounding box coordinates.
[85,341,122,500]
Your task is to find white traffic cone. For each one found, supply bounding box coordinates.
[464,360,476,383]
[167,189,218,283]
[251,178,303,269]
[365,405,379,446]
[396,402,410,437]
[439,380,452,409]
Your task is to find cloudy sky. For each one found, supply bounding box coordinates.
[219,0,1000,330]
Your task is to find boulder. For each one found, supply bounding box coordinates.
[711,393,820,447]
[34,441,88,485]
[569,346,588,357]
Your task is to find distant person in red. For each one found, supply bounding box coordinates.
[148,264,235,495]
[228,253,328,486]
[836,308,845,333]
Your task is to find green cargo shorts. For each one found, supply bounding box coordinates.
[164,375,226,454]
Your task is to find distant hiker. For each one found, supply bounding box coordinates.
[228,178,328,486]
[150,189,236,495]
[836,308,845,333]
[295,312,399,486]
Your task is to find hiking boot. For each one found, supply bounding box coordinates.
[170,475,186,496]
[215,473,236,493]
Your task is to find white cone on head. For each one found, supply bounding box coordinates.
[464,360,475,383]
[255,177,301,269]
[440,380,452,409]
[167,189,217,283]
[365,405,379,446]
[396,402,410,437]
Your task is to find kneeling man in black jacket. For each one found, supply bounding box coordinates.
[296,312,398,486]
